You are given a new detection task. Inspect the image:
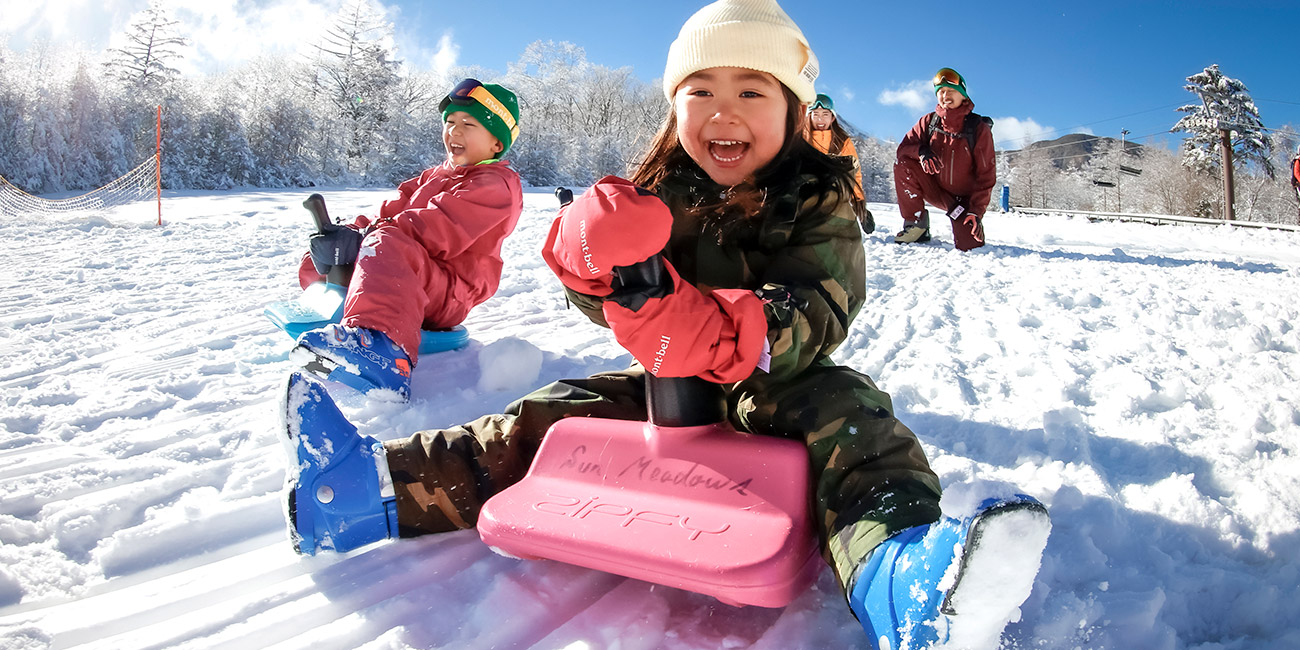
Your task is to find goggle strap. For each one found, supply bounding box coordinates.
[465,85,520,141]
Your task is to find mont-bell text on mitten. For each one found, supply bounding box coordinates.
[557,176,673,280]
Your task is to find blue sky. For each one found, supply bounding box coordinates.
[5,0,1298,152]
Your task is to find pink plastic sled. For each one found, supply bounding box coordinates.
[478,376,821,608]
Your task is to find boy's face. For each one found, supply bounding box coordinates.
[443,111,503,166]
[673,67,787,187]
[936,87,966,109]
[809,108,835,131]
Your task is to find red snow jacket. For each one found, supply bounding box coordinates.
[1292,157,1299,187]
[896,101,997,215]
[298,161,523,360]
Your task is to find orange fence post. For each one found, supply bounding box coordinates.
[156,105,162,226]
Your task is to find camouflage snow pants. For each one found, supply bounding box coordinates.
[383,361,942,595]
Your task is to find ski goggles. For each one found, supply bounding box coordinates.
[440,78,519,142]
[810,94,834,111]
[932,68,964,89]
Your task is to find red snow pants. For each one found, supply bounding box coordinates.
[894,157,986,251]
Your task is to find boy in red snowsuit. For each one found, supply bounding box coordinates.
[293,79,524,401]
[893,68,996,251]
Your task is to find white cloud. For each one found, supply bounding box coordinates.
[11,0,368,76]
[393,28,459,77]
[0,1,46,36]
[877,80,931,111]
[7,0,456,79]
[991,117,1092,149]
[4,0,133,49]
[167,0,341,76]
[430,32,459,77]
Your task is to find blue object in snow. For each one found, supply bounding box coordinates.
[292,324,413,400]
[264,282,469,356]
[848,495,1050,650]
[282,371,398,555]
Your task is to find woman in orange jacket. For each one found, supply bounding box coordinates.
[805,93,873,233]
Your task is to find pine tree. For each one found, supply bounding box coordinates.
[1172,64,1275,180]
[305,0,401,179]
[0,45,26,187]
[103,1,188,94]
[229,56,317,187]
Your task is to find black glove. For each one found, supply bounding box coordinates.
[308,227,363,275]
[919,148,942,175]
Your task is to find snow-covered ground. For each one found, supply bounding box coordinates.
[2,187,1299,649]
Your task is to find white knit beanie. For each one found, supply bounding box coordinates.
[663,0,819,104]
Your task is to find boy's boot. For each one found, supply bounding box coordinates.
[848,495,1051,650]
[894,210,931,244]
[282,371,399,555]
[292,324,411,401]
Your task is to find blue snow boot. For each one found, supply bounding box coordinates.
[281,371,399,555]
[291,324,412,401]
[848,495,1051,650]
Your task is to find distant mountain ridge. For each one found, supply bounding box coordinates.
[1006,133,1145,169]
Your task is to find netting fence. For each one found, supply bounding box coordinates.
[1,107,162,224]
[0,155,160,220]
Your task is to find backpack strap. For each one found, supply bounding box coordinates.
[925,113,942,144]
[961,113,994,152]
[920,113,941,158]
[928,112,992,153]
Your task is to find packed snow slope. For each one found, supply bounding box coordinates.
[2,188,1299,650]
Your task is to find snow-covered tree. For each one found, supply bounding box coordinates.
[375,71,444,184]
[305,0,402,179]
[850,132,896,204]
[0,44,27,186]
[1007,147,1056,209]
[213,56,318,187]
[1172,64,1275,179]
[1238,124,1300,224]
[1137,146,1217,218]
[103,1,188,94]
[61,56,139,190]
[503,40,662,185]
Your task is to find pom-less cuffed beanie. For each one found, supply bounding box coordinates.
[663,0,819,104]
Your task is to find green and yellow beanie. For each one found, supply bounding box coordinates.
[439,79,521,155]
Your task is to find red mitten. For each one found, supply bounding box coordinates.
[542,176,674,296]
[602,258,767,384]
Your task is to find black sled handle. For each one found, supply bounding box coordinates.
[303,193,337,234]
[301,193,353,287]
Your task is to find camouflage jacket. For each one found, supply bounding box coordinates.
[564,158,865,385]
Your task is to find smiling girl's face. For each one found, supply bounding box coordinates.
[673,67,789,187]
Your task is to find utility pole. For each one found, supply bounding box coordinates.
[1118,129,1128,212]
[1218,121,1236,221]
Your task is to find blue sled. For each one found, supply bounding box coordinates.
[264,281,469,356]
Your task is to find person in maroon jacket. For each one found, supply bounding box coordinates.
[1291,145,1300,211]
[292,79,524,401]
[893,68,996,251]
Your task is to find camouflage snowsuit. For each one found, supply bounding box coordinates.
[383,159,943,594]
